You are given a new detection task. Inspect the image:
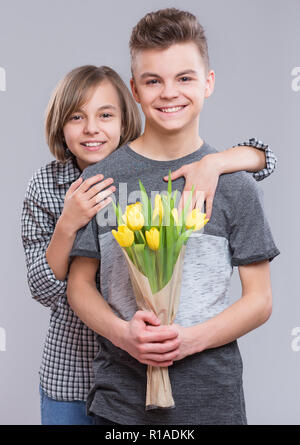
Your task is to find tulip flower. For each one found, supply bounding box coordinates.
[171,208,179,225]
[126,205,145,231]
[122,202,142,224]
[112,225,134,247]
[186,209,209,231]
[152,194,163,225]
[145,227,160,250]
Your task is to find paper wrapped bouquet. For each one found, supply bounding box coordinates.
[112,172,209,409]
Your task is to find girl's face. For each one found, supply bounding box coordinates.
[63,80,122,171]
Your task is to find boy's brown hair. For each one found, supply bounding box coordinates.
[45,65,142,162]
[129,8,210,74]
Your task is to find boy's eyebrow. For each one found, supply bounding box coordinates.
[176,69,198,77]
[140,72,161,79]
[140,69,198,79]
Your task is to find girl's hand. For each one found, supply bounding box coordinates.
[60,174,116,234]
[163,154,221,220]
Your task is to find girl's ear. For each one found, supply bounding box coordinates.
[130,77,141,104]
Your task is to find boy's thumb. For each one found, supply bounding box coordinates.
[140,311,160,326]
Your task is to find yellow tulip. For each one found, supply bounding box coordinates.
[152,194,163,225]
[145,227,160,250]
[171,208,179,225]
[112,225,134,247]
[126,205,145,231]
[126,202,142,212]
[122,202,143,227]
[186,209,209,231]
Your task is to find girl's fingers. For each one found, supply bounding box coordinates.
[66,177,83,196]
[93,196,113,214]
[86,178,114,200]
[178,189,205,212]
[178,187,194,213]
[93,186,116,205]
[77,174,104,193]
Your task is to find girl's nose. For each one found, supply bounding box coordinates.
[83,117,100,134]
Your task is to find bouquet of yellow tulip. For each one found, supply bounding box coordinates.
[112,172,209,410]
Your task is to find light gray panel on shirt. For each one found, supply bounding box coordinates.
[99,231,233,327]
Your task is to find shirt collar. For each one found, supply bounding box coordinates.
[55,157,81,185]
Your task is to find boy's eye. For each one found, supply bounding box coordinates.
[179,76,191,82]
[146,79,159,85]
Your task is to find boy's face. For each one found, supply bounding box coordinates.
[130,42,214,135]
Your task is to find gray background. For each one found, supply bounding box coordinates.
[0,0,299,425]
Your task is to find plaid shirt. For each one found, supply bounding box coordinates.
[21,138,277,401]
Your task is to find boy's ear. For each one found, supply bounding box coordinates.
[204,70,215,99]
[130,77,141,104]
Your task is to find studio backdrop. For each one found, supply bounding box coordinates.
[0,0,299,425]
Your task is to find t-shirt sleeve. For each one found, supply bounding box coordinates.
[229,174,280,266]
[69,166,102,260]
[70,216,101,260]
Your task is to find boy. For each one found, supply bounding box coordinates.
[67,8,280,425]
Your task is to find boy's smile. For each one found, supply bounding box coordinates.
[131,42,214,135]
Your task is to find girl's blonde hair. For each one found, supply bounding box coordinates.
[45,65,142,162]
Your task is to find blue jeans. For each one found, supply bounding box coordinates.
[39,385,95,425]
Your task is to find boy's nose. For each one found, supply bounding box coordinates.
[160,82,179,100]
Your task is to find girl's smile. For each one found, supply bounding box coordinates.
[63,80,122,171]
[80,140,108,151]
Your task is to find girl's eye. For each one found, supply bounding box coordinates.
[70,115,82,121]
[101,113,112,119]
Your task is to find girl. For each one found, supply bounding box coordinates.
[21,65,276,425]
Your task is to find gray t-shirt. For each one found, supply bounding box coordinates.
[70,142,279,425]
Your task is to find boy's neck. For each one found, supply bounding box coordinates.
[129,121,204,161]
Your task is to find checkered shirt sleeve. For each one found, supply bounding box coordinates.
[235,137,277,181]
[21,171,68,309]
[21,160,99,401]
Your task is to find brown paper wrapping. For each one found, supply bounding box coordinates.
[123,246,186,409]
